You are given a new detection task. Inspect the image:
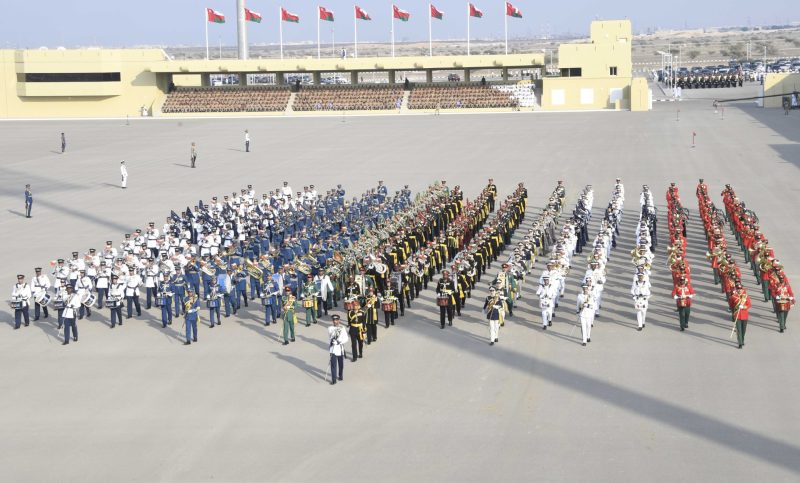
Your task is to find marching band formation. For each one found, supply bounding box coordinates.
[7,176,794,361]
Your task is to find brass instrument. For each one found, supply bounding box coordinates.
[731,292,748,338]
[184,292,197,314]
[244,259,263,280]
[200,261,216,277]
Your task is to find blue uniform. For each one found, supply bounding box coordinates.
[185,297,199,343]
[262,280,280,324]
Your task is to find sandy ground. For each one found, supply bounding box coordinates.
[1,101,799,481]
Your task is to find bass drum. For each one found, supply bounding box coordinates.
[81,292,98,308]
[35,291,53,307]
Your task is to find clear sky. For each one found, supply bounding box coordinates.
[1,0,796,48]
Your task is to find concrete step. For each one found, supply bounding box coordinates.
[286,92,296,114]
[400,90,410,112]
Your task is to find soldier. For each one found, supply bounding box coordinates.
[158,277,173,328]
[184,290,200,345]
[483,287,503,345]
[576,284,595,346]
[631,273,651,331]
[171,266,187,317]
[328,314,349,385]
[770,272,794,332]
[302,274,317,326]
[730,282,752,349]
[11,274,32,329]
[62,285,81,345]
[207,278,221,327]
[31,267,51,321]
[108,274,125,328]
[381,285,398,328]
[672,276,695,331]
[281,286,297,345]
[363,288,379,343]
[261,276,280,325]
[347,300,365,361]
[436,270,457,328]
[536,275,557,330]
[75,269,93,319]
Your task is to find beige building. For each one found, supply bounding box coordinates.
[0,49,169,118]
[762,73,800,108]
[541,20,649,112]
[0,19,650,118]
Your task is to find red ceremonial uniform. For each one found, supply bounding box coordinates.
[730,290,752,320]
[672,284,695,308]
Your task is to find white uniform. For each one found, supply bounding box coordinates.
[120,163,128,188]
[12,283,32,308]
[32,274,51,299]
[328,325,349,356]
[631,281,651,329]
[536,282,558,328]
[576,291,596,344]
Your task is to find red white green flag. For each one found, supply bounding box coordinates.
[355,6,371,20]
[319,6,334,22]
[505,2,522,18]
[469,3,483,18]
[430,4,444,20]
[281,7,299,23]
[244,8,262,23]
[393,5,410,22]
[206,8,225,23]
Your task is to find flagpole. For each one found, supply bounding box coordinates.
[428,4,432,57]
[391,5,395,58]
[332,23,335,57]
[317,6,320,59]
[354,6,358,59]
[504,3,508,55]
[279,7,284,60]
[466,3,470,56]
[205,9,209,60]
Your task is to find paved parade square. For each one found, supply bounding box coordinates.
[2,100,800,481]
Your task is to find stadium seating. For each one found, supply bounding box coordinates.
[408,84,517,110]
[492,84,538,108]
[293,85,404,111]
[161,86,291,113]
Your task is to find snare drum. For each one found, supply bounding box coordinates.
[381,299,397,312]
[343,298,358,310]
[35,292,53,307]
[436,295,450,307]
[261,296,273,306]
[302,298,315,309]
[155,296,168,307]
[105,298,121,309]
[80,292,97,308]
[52,299,66,310]
[9,300,24,310]
[206,298,220,308]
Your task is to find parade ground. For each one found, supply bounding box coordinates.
[1,97,800,481]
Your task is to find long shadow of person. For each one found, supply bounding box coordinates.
[270,351,327,382]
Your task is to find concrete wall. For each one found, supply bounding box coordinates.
[764,73,800,108]
[542,77,632,110]
[0,49,167,118]
[542,20,638,111]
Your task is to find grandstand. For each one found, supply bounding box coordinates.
[162,86,290,113]
[408,84,518,110]
[293,84,404,111]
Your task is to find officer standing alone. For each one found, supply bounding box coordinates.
[328,314,349,385]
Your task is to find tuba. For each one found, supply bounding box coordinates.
[245,259,263,280]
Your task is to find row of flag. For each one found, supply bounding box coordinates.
[206,3,523,25]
